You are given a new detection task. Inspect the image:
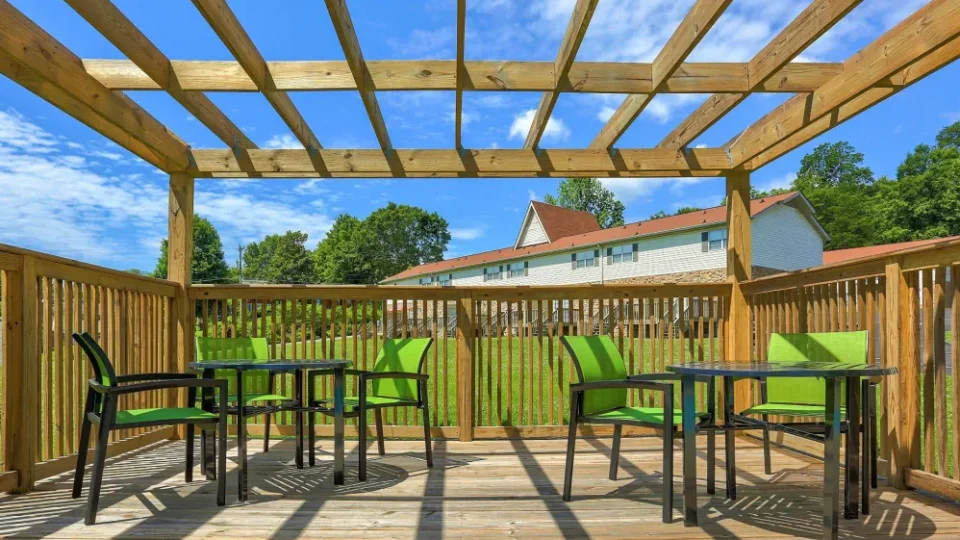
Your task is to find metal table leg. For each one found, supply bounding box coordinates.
[681,374,698,526]
[823,377,842,539]
[844,375,860,519]
[201,368,216,481]
[723,376,736,500]
[295,369,304,469]
[236,370,248,501]
[334,365,345,485]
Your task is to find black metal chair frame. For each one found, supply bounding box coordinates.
[563,373,716,524]
[307,369,433,482]
[72,333,229,525]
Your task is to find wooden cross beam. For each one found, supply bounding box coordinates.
[65,0,256,151]
[523,0,598,149]
[590,0,731,150]
[324,0,392,151]
[0,0,189,171]
[193,0,322,153]
[658,0,862,150]
[726,0,960,168]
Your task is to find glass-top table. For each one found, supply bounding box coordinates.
[189,359,351,501]
[667,361,897,540]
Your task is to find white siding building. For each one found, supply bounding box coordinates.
[384,192,827,287]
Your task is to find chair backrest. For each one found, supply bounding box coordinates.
[560,335,627,416]
[195,336,272,395]
[371,338,432,401]
[766,331,868,405]
[73,332,117,387]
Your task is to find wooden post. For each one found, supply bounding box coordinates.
[2,255,38,492]
[884,257,919,489]
[456,291,475,442]
[167,173,194,440]
[725,171,752,414]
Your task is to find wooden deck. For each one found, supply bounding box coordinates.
[1,435,958,539]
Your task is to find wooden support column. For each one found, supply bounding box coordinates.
[456,291,475,442]
[1,254,38,492]
[725,171,752,414]
[884,257,919,489]
[167,173,194,440]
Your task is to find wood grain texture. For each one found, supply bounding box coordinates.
[454,0,466,149]
[725,172,752,414]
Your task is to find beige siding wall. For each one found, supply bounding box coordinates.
[517,214,548,247]
[752,203,823,271]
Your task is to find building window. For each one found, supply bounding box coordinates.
[507,261,528,278]
[419,276,434,286]
[483,265,503,281]
[701,229,727,252]
[438,274,452,287]
[606,243,638,265]
[571,249,600,270]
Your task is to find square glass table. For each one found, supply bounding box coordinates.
[667,361,896,540]
[189,358,351,501]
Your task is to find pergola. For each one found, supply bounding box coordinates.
[1,0,960,505]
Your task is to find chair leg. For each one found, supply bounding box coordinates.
[861,379,871,515]
[263,413,271,454]
[706,430,716,495]
[562,392,579,502]
[609,424,622,480]
[762,415,772,475]
[308,410,316,467]
[217,419,227,506]
[185,424,194,483]
[870,387,878,489]
[663,424,674,524]
[358,395,368,482]
[422,388,433,468]
[73,414,92,499]
[375,408,386,456]
[85,414,113,525]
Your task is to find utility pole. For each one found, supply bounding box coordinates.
[237,244,244,284]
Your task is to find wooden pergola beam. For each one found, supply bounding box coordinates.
[82,59,856,94]
[324,0,392,150]
[747,33,960,170]
[0,1,189,171]
[590,0,731,150]
[454,0,466,149]
[659,0,861,149]
[65,0,256,150]
[523,0,598,149]
[193,0,322,152]
[206,170,725,179]
[727,0,960,168]
[190,148,731,176]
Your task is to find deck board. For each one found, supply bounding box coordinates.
[1,436,959,538]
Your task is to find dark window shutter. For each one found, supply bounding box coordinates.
[632,243,639,262]
[594,249,600,267]
[606,247,613,265]
[701,232,709,252]
[571,253,577,270]
[524,261,529,276]
[483,268,487,281]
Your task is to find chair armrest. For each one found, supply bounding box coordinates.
[116,373,198,383]
[359,372,428,382]
[94,377,228,398]
[571,379,670,393]
[306,368,363,388]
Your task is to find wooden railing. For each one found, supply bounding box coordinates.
[0,244,178,493]
[742,237,960,497]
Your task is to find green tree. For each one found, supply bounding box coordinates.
[244,231,317,284]
[315,214,375,284]
[648,210,669,219]
[718,186,792,206]
[363,202,450,283]
[544,177,625,228]
[674,206,702,215]
[153,215,231,283]
[793,142,879,249]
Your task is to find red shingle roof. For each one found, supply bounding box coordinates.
[822,236,960,265]
[385,191,801,282]
[528,201,601,242]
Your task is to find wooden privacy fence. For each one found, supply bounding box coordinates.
[189,283,731,441]
[0,244,178,493]
[743,239,960,496]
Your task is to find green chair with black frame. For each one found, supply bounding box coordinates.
[307,338,434,481]
[560,335,715,523]
[737,331,877,512]
[195,336,290,453]
[72,332,228,525]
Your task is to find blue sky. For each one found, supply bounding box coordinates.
[2,0,959,273]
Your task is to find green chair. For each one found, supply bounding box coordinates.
[308,338,433,481]
[72,332,227,525]
[738,331,877,509]
[195,336,290,452]
[560,335,714,523]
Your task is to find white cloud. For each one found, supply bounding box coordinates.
[528,189,537,201]
[508,109,570,141]
[754,172,797,193]
[89,150,124,161]
[264,133,304,149]
[597,106,616,122]
[600,177,707,204]
[450,227,485,241]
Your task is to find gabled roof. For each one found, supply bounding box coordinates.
[823,235,960,265]
[527,201,601,243]
[385,191,811,282]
